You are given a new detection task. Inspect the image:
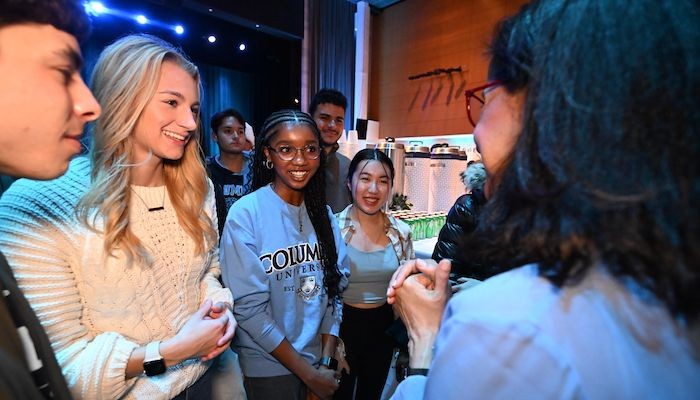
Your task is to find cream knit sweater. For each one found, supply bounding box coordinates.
[0,157,233,399]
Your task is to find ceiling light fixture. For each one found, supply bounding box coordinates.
[84,1,107,15]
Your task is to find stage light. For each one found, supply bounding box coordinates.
[84,1,106,16]
[294,98,300,104]
[255,24,260,28]
[208,35,217,43]
[135,15,148,24]
[174,25,184,34]
[238,43,246,51]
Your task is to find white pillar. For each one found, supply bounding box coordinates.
[353,1,370,124]
[301,0,311,112]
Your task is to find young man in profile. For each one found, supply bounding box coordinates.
[309,88,351,213]
[0,0,101,398]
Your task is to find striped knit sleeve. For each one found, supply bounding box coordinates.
[0,164,140,399]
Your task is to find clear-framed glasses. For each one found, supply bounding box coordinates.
[464,80,501,128]
[266,144,321,161]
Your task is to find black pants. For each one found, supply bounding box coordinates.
[334,303,394,400]
[244,374,306,400]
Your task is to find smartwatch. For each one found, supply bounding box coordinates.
[318,356,338,370]
[143,341,166,377]
[407,368,429,376]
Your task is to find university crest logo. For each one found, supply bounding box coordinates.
[297,275,320,300]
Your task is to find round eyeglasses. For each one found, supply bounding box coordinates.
[266,144,321,161]
[464,80,501,128]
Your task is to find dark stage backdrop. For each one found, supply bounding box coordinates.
[307,0,356,132]
[79,0,302,157]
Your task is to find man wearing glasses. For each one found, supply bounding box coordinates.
[309,89,351,213]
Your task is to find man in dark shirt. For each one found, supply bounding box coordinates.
[309,89,351,213]
[206,108,253,236]
[0,1,101,398]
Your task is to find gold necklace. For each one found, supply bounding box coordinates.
[131,186,165,212]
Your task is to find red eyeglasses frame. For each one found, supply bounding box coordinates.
[464,80,501,128]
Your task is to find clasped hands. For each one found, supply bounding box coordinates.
[162,299,237,365]
[387,259,452,369]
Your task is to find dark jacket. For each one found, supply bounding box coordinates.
[432,189,495,280]
[0,251,72,400]
[324,145,352,214]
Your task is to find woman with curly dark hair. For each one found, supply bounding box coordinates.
[220,109,349,400]
[388,0,700,398]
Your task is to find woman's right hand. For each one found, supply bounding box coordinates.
[392,259,452,369]
[304,366,339,400]
[387,258,440,304]
[161,299,231,365]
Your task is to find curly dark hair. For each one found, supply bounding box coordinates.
[472,0,700,321]
[308,88,348,116]
[486,4,535,93]
[0,0,91,43]
[252,109,343,305]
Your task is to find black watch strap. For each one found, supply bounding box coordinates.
[407,368,429,376]
[319,356,338,370]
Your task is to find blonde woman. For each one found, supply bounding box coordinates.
[0,34,235,399]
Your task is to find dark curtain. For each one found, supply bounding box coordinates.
[198,64,254,157]
[307,0,356,131]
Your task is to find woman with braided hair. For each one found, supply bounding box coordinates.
[220,109,349,400]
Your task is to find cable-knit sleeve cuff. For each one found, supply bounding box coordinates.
[104,334,140,397]
[204,285,234,306]
[61,332,140,399]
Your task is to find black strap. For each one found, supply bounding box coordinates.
[407,368,429,376]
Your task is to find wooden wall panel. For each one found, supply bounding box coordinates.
[369,0,529,138]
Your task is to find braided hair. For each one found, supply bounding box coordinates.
[252,110,343,305]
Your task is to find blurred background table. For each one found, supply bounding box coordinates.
[413,237,438,260]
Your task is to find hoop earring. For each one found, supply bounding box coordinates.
[264,159,274,170]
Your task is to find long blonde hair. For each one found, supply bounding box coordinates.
[78,34,215,265]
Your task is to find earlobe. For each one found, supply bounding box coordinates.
[263,147,274,169]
